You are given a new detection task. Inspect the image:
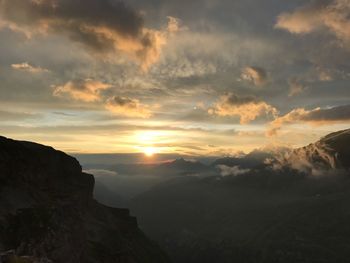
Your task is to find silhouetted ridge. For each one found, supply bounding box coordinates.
[211,150,274,169]
[0,136,169,263]
[280,128,350,174]
[321,129,350,168]
[160,158,207,172]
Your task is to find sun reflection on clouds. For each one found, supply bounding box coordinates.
[134,130,174,155]
[135,131,164,144]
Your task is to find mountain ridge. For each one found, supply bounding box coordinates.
[130,129,350,263]
[0,136,169,263]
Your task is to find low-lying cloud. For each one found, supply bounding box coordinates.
[84,169,118,177]
[270,141,347,176]
[217,165,251,177]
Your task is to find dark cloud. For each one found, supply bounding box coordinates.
[305,104,350,121]
[241,66,268,86]
[268,104,350,136]
[0,0,175,70]
[223,93,258,106]
[0,0,142,39]
[106,96,152,118]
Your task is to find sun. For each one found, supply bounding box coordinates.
[144,147,156,157]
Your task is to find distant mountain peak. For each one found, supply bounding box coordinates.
[210,129,350,176]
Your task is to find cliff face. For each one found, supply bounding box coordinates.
[278,129,350,175]
[0,136,169,263]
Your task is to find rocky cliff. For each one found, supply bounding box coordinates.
[0,136,169,263]
[276,129,350,175]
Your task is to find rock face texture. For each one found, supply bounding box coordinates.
[0,136,169,263]
[277,129,350,175]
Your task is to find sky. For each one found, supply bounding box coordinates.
[0,0,349,156]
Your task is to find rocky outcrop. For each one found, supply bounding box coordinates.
[275,129,350,175]
[0,136,169,263]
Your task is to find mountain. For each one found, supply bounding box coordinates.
[93,181,125,208]
[158,158,208,175]
[130,129,350,263]
[276,129,350,175]
[0,136,169,263]
[87,158,212,202]
[105,158,209,177]
[211,150,272,169]
[321,129,350,167]
[212,129,350,175]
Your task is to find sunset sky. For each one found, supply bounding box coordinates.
[0,0,349,156]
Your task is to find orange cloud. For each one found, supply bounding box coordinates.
[267,104,350,136]
[276,0,350,45]
[0,0,180,71]
[288,78,306,97]
[209,93,278,124]
[106,96,152,118]
[53,79,110,102]
[11,62,49,73]
[241,66,268,86]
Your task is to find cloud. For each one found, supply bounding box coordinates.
[267,104,350,136]
[275,0,350,46]
[288,78,306,97]
[271,140,347,176]
[166,16,181,33]
[0,0,179,70]
[217,165,250,177]
[53,79,111,102]
[241,66,268,86]
[209,93,278,124]
[106,96,152,118]
[0,110,40,121]
[84,169,117,177]
[11,62,49,73]
[318,70,333,81]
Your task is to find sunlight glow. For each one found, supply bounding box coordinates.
[136,131,165,144]
[144,147,157,157]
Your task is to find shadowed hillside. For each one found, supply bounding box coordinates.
[130,129,350,263]
[0,136,169,263]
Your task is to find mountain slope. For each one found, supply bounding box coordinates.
[130,129,350,263]
[319,129,350,168]
[211,149,274,169]
[277,129,350,175]
[0,136,169,263]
